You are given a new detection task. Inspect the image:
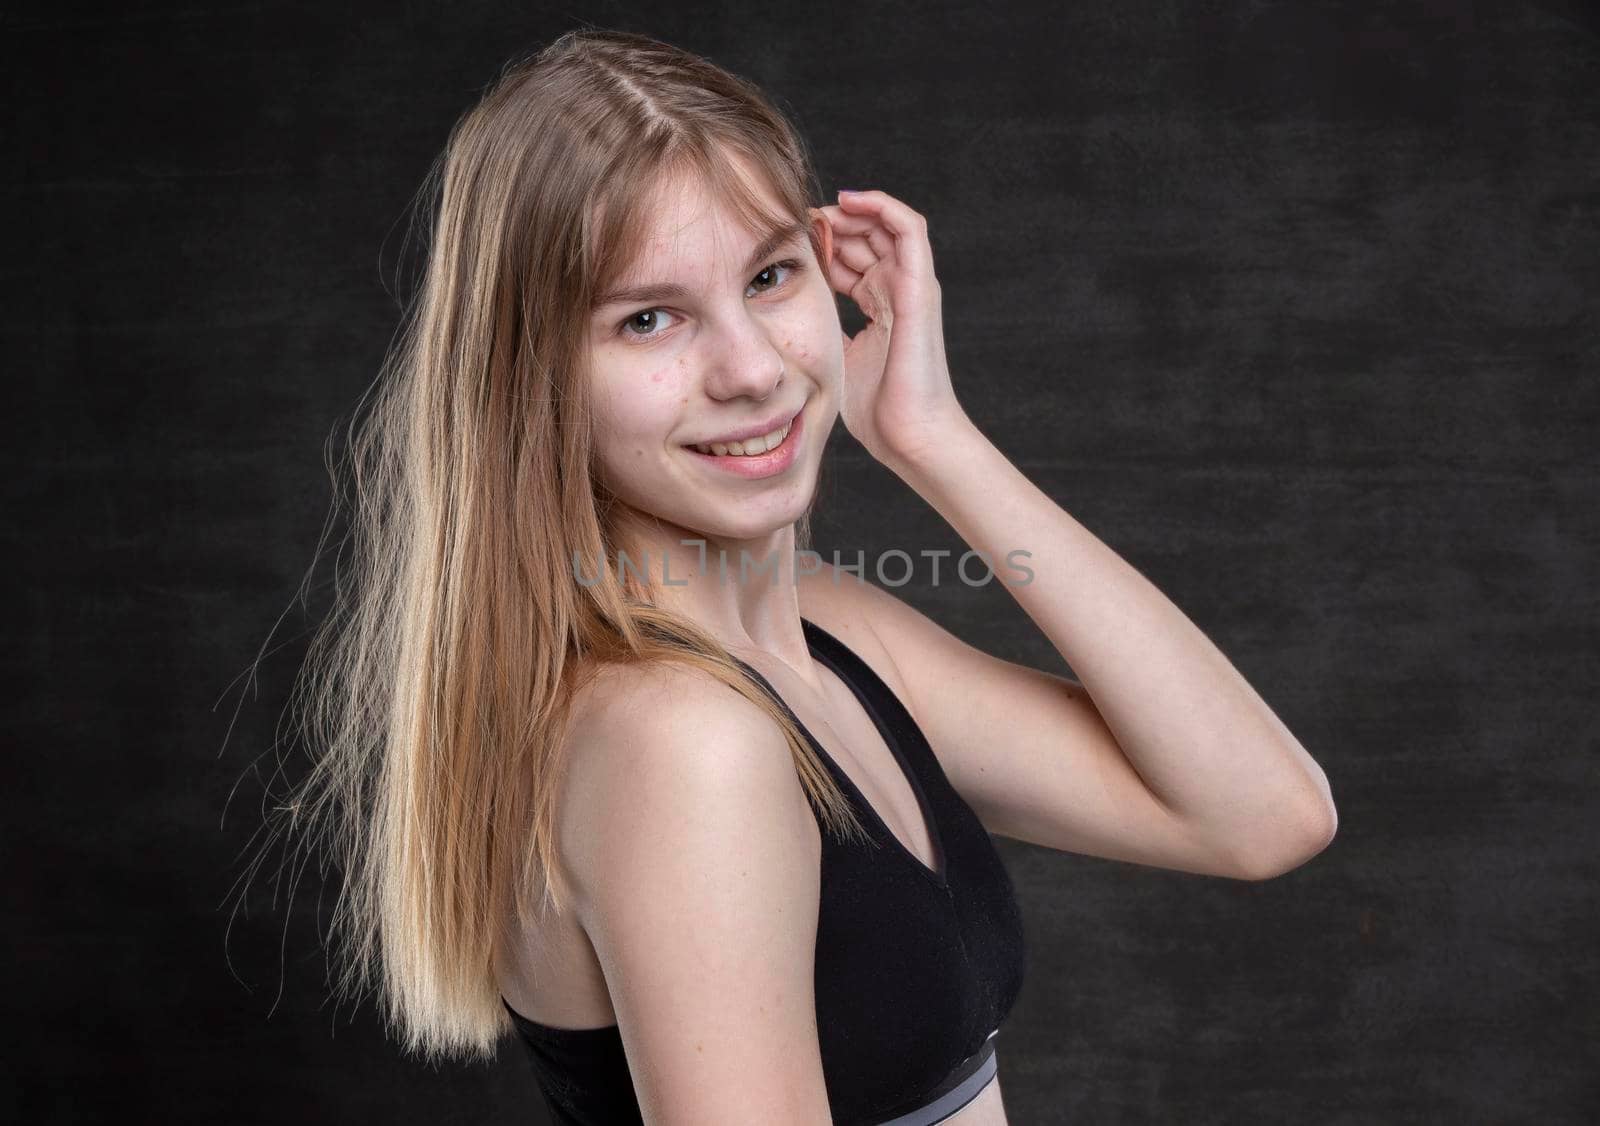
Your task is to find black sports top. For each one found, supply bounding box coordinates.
[502,618,1027,1125]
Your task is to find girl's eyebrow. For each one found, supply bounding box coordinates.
[592,221,809,312]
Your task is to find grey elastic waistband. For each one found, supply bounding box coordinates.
[873,1028,1001,1126]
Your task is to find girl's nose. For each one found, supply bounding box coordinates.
[700,323,785,402]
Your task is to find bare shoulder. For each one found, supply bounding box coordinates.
[556,657,821,906]
[552,655,832,1123]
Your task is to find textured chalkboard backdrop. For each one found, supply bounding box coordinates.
[9,2,1596,1123]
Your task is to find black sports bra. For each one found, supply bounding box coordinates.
[502,618,1028,1124]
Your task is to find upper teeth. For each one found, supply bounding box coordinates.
[693,419,792,457]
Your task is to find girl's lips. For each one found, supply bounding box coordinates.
[682,405,804,479]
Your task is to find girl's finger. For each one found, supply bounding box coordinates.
[818,204,877,231]
[830,232,879,274]
[835,190,935,280]
[822,241,862,297]
[822,204,895,261]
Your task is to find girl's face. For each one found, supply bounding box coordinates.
[585,159,841,548]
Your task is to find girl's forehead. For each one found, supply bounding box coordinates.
[593,152,796,292]
[610,202,790,282]
[629,153,787,233]
[636,173,776,244]
[625,211,751,267]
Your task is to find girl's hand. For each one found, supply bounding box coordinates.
[817,190,971,472]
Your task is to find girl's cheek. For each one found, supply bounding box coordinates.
[602,360,690,438]
[647,355,695,395]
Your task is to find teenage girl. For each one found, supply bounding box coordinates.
[259,28,1337,1126]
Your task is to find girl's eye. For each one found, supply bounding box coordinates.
[617,258,805,343]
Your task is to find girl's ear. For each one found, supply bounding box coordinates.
[807,207,834,266]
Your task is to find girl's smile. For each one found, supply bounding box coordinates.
[682,399,807,479]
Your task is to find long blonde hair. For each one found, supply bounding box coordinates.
[234,28,869,1066]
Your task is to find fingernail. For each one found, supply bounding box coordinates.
[837,188,859,196]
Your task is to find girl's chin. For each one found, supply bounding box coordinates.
[648,499,813,547]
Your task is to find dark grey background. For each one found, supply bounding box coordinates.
[9,2,1597,1122]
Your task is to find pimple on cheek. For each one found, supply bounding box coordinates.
[645,356,689,388]
[644,357,688,385]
